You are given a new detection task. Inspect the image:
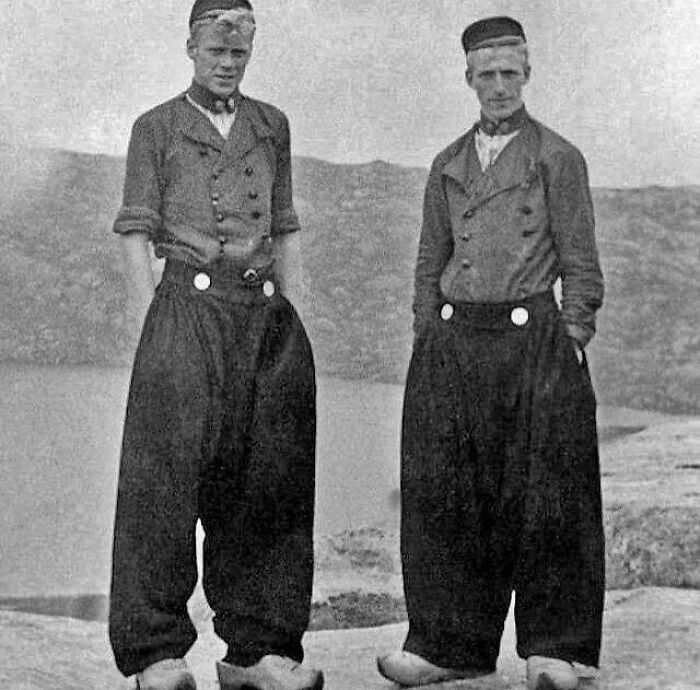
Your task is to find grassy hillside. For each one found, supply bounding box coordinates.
[0,143,698,413]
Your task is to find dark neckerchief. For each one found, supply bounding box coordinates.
[187,80,239,114]
[478,105,528,136]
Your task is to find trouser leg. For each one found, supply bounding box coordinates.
[401,322,515,672]
[201,296,316,667]
[400,302,604,671]
[515,323,604,667]
[110,288,220,677]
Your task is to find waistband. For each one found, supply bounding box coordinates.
[441,290,557,330]
[161,260,278,304]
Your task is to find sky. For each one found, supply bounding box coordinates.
[1,0,699,187]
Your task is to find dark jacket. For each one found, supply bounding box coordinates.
[414,112,604,345]
[113,91,300,275]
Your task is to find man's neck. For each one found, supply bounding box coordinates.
[479,105,527,136]
[188,79,240,114]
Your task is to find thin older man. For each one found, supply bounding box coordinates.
[377,17,605,690]
[108,2,322,689]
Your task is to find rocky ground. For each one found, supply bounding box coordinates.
[1,588,699,689]
[1,418,698,689]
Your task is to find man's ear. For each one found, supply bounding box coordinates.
[523,64,531,83]
[186,38,197,61]
[465,68,473,88]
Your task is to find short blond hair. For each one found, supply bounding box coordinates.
[190,7,255,42]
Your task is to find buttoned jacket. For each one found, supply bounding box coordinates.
[114,91,300,276]
[414,114,604,345]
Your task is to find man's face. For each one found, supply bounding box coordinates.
[466,46,530,121]
[187,21,253,97]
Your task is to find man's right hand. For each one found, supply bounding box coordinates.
[120,233,156,329]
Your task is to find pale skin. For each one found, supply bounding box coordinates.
[465,43,530,122]
[123,15,305,327]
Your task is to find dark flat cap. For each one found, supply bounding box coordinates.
[461,16,525,54]
[189,0,253,26]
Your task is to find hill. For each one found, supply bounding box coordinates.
[0,143,698,413]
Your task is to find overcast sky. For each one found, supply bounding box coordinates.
[2,0,699,186]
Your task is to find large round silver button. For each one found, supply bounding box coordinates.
[193,272,211,291]
[263,281,275,298]
[440,303,454,321]
[510,307,529,326]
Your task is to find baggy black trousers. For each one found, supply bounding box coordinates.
[401,291,604,672]
[109,265,316,677]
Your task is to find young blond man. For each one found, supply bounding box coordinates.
[109,3,322,689]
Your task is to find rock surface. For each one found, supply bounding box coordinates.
[2,588,698,690]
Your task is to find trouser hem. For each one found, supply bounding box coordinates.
[517,642,601,669]
[222,632,305,667]
[403,635,497,673]
[116,641,196,678]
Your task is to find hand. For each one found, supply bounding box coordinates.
[571,339,584,364]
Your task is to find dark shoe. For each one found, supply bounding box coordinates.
[135,659,196,690]
[526,656,579,690]
[376,651,490,686]
[216,655,324,690]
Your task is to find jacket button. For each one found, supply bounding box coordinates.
[244,167,254,176]
[217,213,224,222]
[462,233,471,241]
[511,307,530,326]
[193,273,211,291]
[440,304,454,321]
[218,235,226,245]
[462,259,471,268]
[211,192,220,200]
[251,211,261,219]
[464,209,474,218]
[248,191,258,199]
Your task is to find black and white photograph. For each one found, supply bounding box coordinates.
[0,1,698,689]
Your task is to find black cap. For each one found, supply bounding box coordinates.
[189,0,252,26]
[461,16,525,54]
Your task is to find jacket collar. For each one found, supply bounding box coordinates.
[442,112,540,191]
[441,117,543,216]
[478,105,528,136]
[187,80,238,113]
[178,90,275,157]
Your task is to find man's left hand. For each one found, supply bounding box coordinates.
[572,339,584,364]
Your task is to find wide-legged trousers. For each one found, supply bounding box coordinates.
[401,291,604,672]
[109,263,316,677]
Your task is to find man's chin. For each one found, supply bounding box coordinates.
[211,81,240,97]
[485,104,518,121]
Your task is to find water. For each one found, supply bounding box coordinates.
[0,362,669,599]
[0,363,403,597]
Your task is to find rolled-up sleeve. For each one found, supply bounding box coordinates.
[412,158,454,333]
[546,148,604,346]
[270,114,301,236]
[113,116,163,239]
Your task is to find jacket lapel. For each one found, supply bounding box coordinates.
[442,128,475,191]
[223,96,275,161]
[177,94,226,152]
[462,121,541,215]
